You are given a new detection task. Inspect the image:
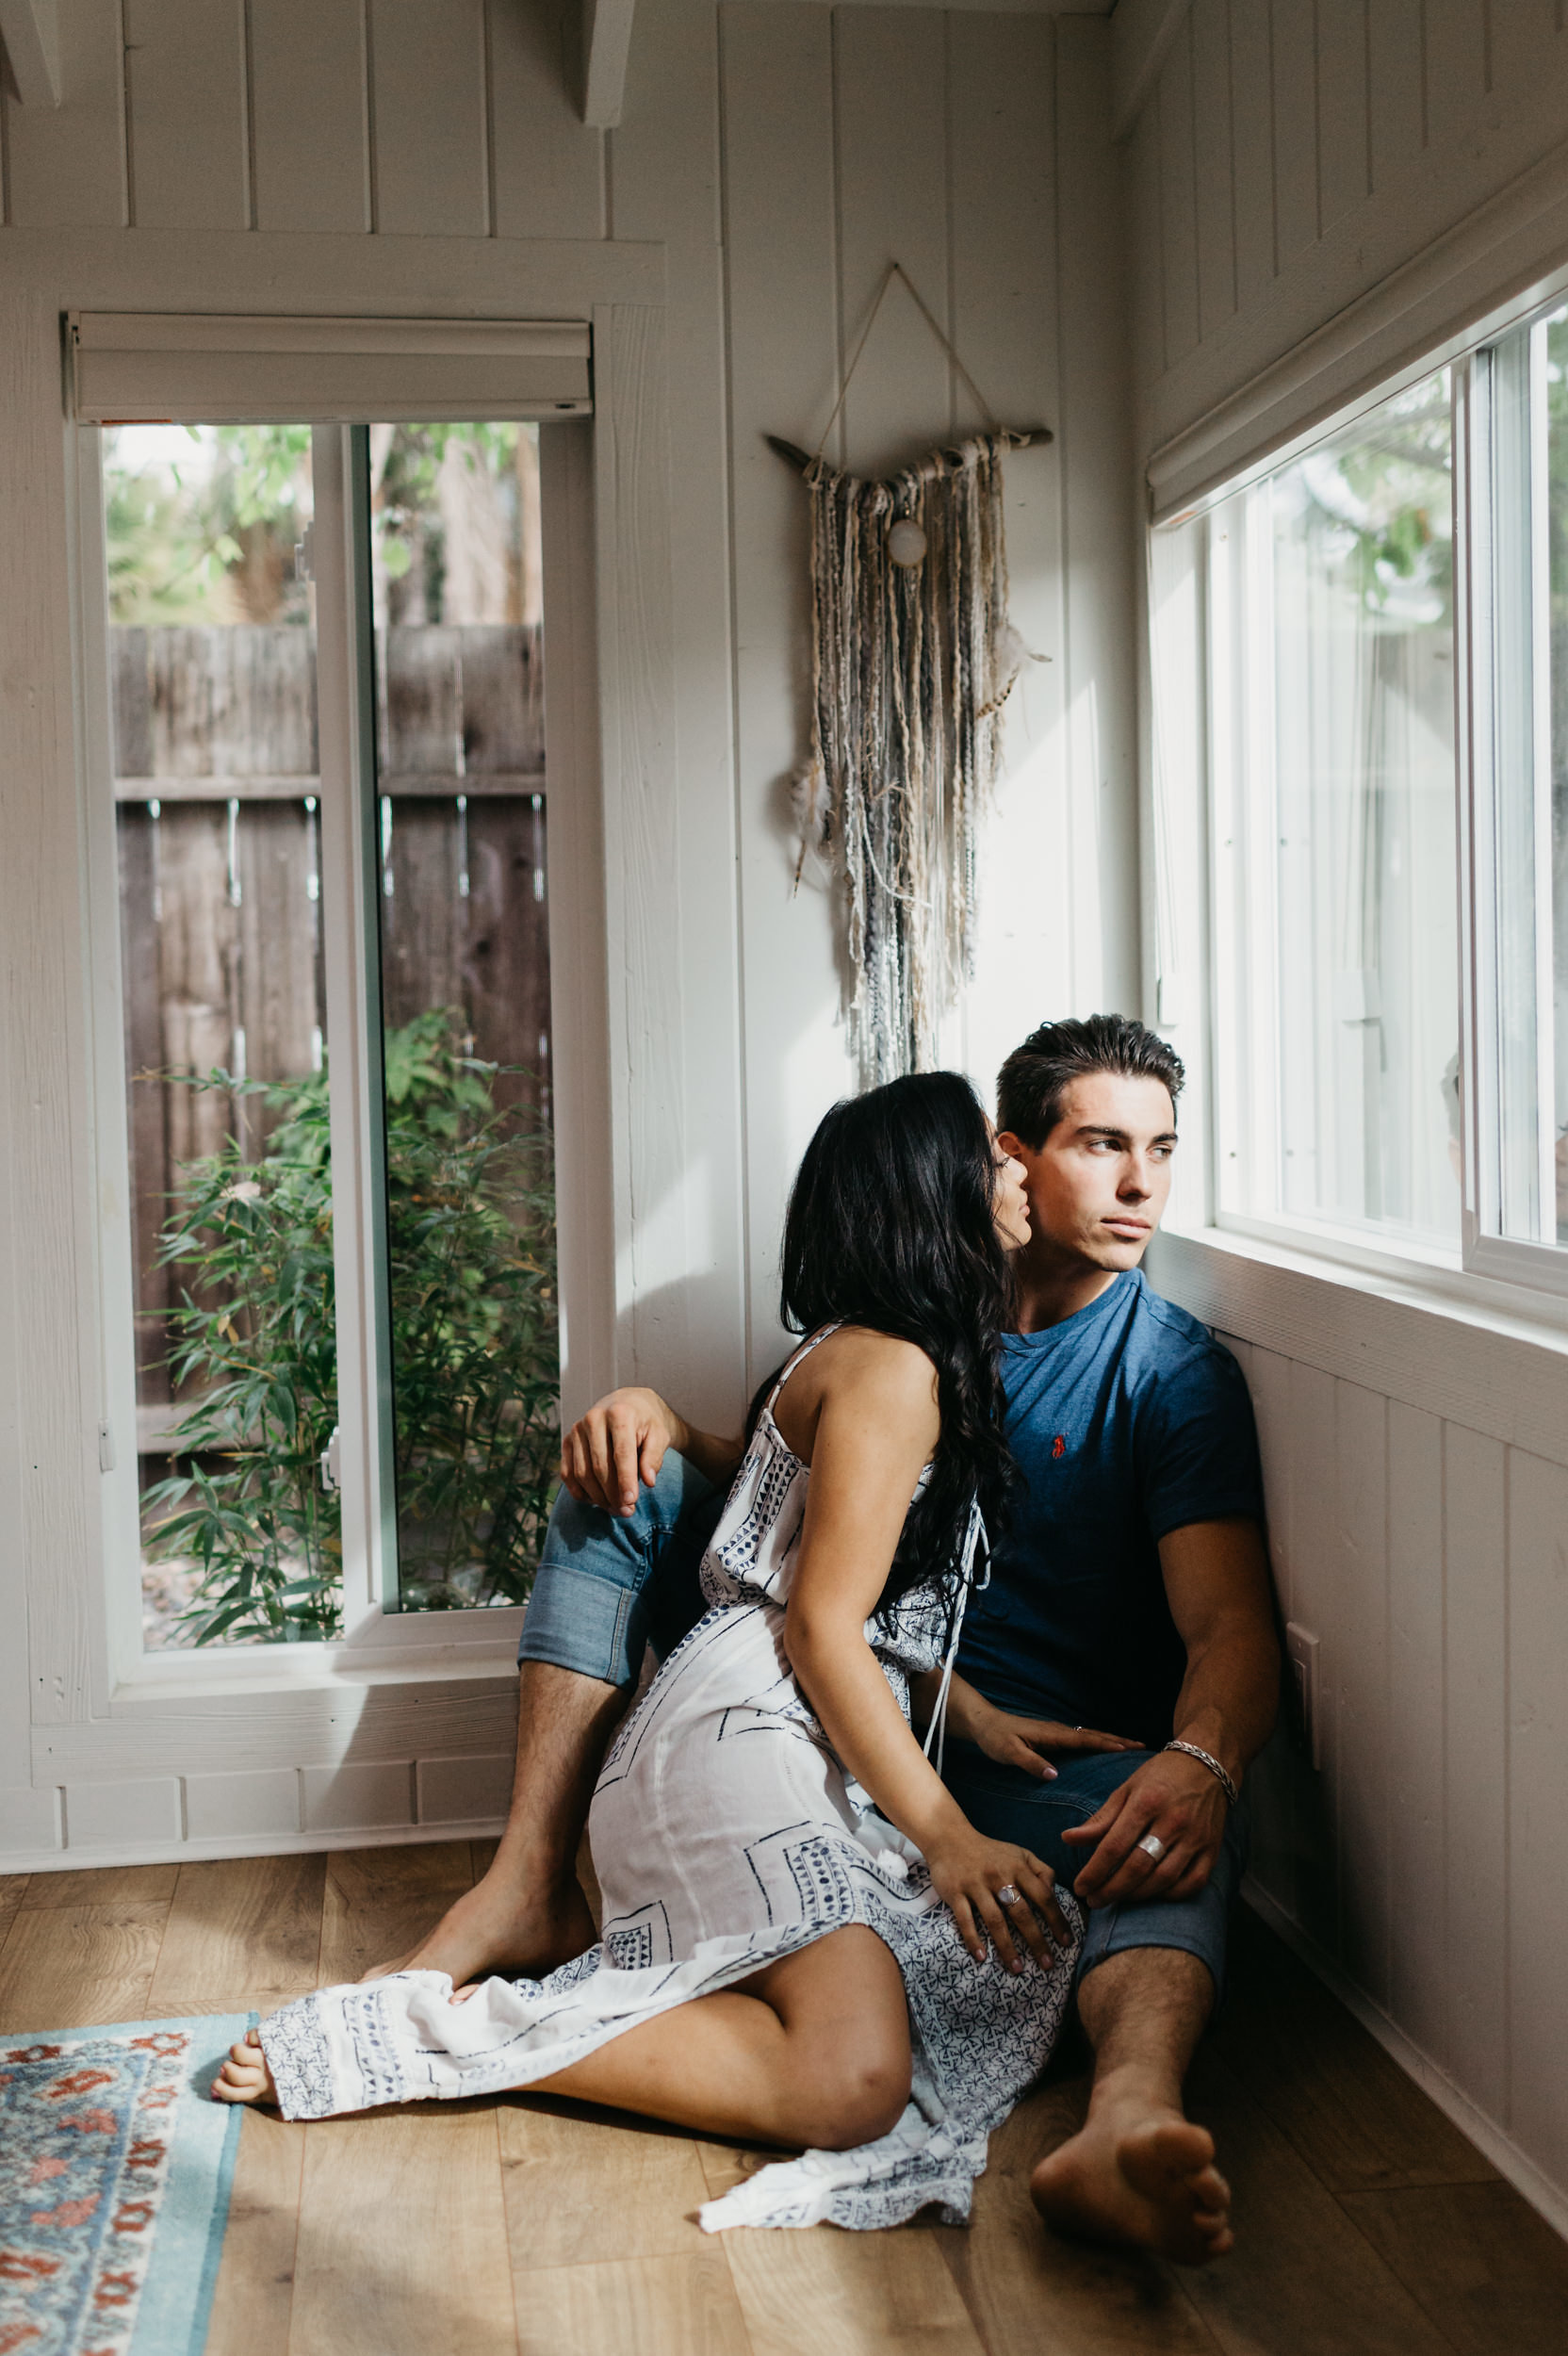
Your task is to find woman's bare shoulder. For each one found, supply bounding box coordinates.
[810,1325,939,1411]
[774,1325,939,1466]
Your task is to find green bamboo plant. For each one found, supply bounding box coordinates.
[141,1010,559,1643]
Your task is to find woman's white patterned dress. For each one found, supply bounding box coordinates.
[257,1331,1082,2231]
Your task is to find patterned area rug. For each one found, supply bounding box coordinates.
[0,2014,250,2356]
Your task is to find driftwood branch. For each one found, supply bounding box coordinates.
[765,429,1053,476]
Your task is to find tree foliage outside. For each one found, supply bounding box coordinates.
[104,420,541,630]
[142,1010,560,1644]
[106,424,315,628]
[1291,375,1453,629]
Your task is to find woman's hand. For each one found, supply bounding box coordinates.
[923,1820,1075,1973]
[971,1702,1142,1782]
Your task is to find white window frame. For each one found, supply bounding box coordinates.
[77,406,608,1693]
[1154,278,1568,1326]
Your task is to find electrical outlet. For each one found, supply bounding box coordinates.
[1285,1622,1321,1769]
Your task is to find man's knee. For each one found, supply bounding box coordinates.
[519,1450,715,1686]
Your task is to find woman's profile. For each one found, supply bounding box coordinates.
[215,1072,1085,2230]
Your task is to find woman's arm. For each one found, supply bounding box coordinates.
[775,1332,1071,1972]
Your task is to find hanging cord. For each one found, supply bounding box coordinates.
[814,262,1001,466]
[921,1498,991,1781]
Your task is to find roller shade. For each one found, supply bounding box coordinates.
[69,313,592,424]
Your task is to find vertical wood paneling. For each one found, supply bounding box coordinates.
[1422,0,1489,158]
[122,0,249,231]
[1386,1400,1447,2069]
[1315,0,1370,232]
[1488,0,1561,95]
[948,12,1072,1050]
[250,0,369,234]
[1056,13,1138,1013]
[1228,0,1274,303]
[2,0,125,226]
[1128,95,1166,385]
[1331,1379,1390,2009]
[832,8,950,471]
[1156,22,1200,369]
[368,0,489,237]
[607,0,721,249]
[1269,0,1318,266]
[607,0,743,1429]
[1190,0,1235,344]
[720,1,847,1379]
[1505,1447,1568,2191]
[1367,0,1425,191]
[1285,1359,1339,1952]
[1442,1421,1509,2119]
[489,0,605,239]
[946,15,1055,437]
[592,302,687,1389]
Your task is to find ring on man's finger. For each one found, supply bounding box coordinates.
[996,1882,1021,1906]
[1135,1832,1166,1861]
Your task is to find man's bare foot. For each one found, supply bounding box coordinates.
[361,1870,597,1987]
[212,2028,278,2108]
[1030,2101,1233,2266]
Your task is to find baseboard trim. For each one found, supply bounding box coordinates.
[1,1816,510,1879]
[1242,1877,1568,2245]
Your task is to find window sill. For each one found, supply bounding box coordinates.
[113,1604,525,1708]
[1148,1221,1568,1470]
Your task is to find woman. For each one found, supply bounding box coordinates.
[215,1073,1084,2230]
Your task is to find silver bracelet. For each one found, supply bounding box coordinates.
[1163,1739,1239,1808]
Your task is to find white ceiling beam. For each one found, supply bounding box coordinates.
[1111,0,1192,142]
[581,0,634,128]
[0,0,61,106]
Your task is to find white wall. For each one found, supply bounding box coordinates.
[1124,0,1568,2234]
[0,0,1135,1868]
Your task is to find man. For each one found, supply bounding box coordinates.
[382,1015,1279,2267]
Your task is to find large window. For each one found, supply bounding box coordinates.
[1157,294,1568,1298]
[1205,370,1458,1248]
[104,423,560,1651]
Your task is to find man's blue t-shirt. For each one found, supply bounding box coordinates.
[956,1269,1264,1750]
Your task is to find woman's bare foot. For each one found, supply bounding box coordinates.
[212,2028,278,2108]
[1030,2099,1233,2266]
[361,1870,597,1987]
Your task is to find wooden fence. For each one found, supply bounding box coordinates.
[114,624,552,1427]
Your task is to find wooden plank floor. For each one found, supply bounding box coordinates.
[1,1842,1562,2355]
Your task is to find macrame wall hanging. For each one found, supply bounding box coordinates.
[771,262,1051,1088]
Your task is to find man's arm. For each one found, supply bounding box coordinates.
[560,1387,743,1515]
[1063,1516,1280,1909]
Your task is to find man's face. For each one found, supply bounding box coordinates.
[997,1072,1177,1273]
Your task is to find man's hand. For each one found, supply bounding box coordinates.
[970,1703,1142,1783]
[1061,1749,1229,1909]
[560,1387,680,1514]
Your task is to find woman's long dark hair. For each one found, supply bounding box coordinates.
[768,1071,1016,1618]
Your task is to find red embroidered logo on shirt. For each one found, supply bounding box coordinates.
[1052,1434,1066,1458]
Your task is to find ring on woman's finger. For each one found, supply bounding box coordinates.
[1135,1832,1166,1861]
[996,1882,1021,1906]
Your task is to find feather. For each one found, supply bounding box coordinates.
[790,754,831,892]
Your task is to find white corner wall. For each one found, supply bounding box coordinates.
[0,2,1135,1872]
[1125,0,1568,2236]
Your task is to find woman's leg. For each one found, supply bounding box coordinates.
[531,1924,911,2150]
[215,1924,912,2152]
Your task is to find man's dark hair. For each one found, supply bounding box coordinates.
[996,1014,1185,1150]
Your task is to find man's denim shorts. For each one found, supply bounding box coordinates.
[941,1740,1247,2003]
